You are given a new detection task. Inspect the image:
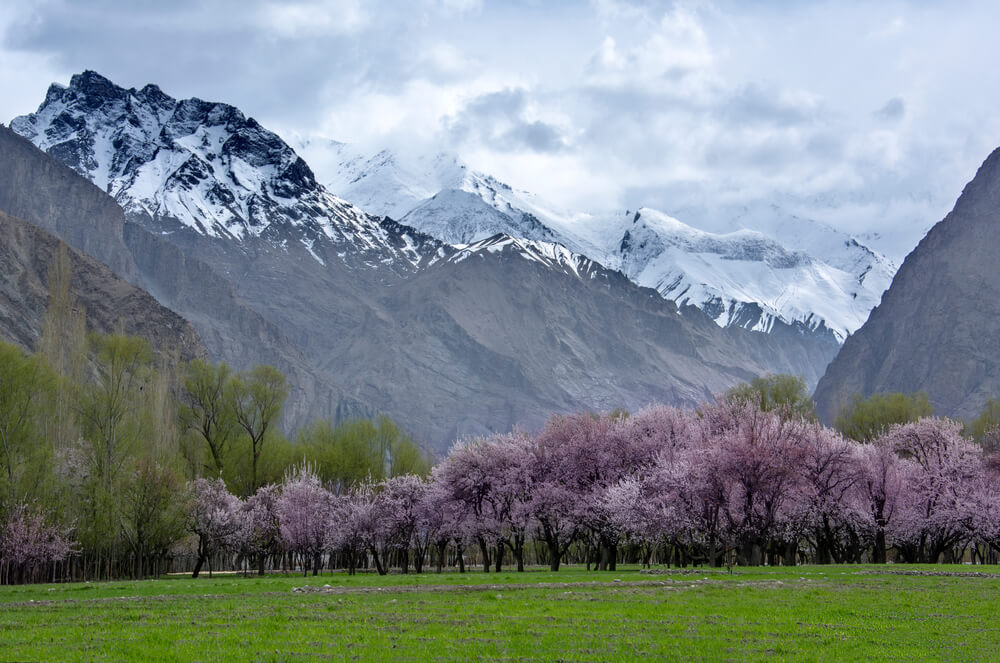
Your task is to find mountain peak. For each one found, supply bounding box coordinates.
[69,69,118,91]
[814,144,1000,423]
[11,71,440,273]
[63,70,130,109]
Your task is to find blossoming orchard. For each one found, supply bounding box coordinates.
[6,396,1000,584]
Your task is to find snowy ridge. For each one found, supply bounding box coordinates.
[301,143,895,342]
[560,208,895,341]
[11,71,438,271]
[297,140,576,248]
[447,233,603,280]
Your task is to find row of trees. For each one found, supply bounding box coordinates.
[0,247,430,583]
[7,374,1000,582]
[4,252,1000,582]
[181,395,1000,579]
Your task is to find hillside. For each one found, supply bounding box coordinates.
[814,146,1000,423]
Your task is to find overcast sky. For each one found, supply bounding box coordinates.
[3,0,1000,259]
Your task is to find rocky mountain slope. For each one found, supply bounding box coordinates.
[0,209,205,361]
[814,146,1000,423]
[11,72,438,275]
[11,71,840,449]
[302,142,895,344]
[0,123,354,427]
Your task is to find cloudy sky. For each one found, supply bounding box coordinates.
[3,0,1000,259]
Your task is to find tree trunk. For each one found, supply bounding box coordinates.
[547,537,561,572]
[783,541,797,566]
[740,540,762,566]
[435,541,446,574]
[478,538,491,573]
[413,548,424,574]
[371,547,387,576]
[873,528,887,564]
[191,554,205,579]
[598,539,617,571]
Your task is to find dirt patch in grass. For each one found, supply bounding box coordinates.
[289,578,712,596]
[851,569,1000,578]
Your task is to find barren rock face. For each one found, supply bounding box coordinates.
[814,146,1000,424]
[0,209,205,362]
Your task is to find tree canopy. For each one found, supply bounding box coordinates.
[724,374,816,421]
[834,392,933,442]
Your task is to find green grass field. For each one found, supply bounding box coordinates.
[1,565,998,661]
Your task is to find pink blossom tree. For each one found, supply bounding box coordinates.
[0,503,74,584]
[377,474,429,573]
[431,433,535,572]
[239,484,280,576]
[423,463,478,573]
[276,465,331,576]
[698,400,807,566]
[526,418,585,572]
[882,418,981,562]
[966,462,1000,562]
[325,491,367,575]
[851,441,911,563]
[589,406,694,568]
[417,479,466,573]
[602,476,674,565]
[663,434,737,567]
[792,425,863,564]
[185,477,241,578]
[349,480,396,575]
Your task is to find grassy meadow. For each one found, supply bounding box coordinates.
[1,565,997,661]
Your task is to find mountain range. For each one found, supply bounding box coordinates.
[298,141,896,344]
[3,70,895,449]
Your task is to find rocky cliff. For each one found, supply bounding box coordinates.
[0,209,204,360]
[814,146,1000,423]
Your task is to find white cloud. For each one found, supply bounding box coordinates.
[0,1,66,124]
[587,5,715,88]
[4,0,1000,259]
[256,0,368,38]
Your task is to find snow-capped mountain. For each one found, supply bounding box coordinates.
[296,140,569,247]
[299,142,895,342]
[448,233,605,281]
[8,70,847,447]
[10,71,437,273]
[558,208,895,342]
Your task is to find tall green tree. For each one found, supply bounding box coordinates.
[74,333,154,574]
[120,459,186,578]
[179,359,235,476]
[229,365,287,493]
[725,374,816,421]
[76,334,154,491]
[967,398,1000,453]
[143,353,184,463]
[834,392,933,442]
[0,342,55,503]
[36,242,86,454]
